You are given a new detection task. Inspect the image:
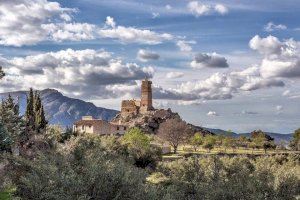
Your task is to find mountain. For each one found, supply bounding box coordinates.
[0,89,119,127]
[205,128,293,143]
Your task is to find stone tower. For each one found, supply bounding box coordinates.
[140,78,153,113]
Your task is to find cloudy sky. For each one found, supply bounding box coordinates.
[0,0,300,133]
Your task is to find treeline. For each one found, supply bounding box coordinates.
[157,118,300,154]
[0,88,47,154]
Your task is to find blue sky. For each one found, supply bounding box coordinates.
[0,0,300,133]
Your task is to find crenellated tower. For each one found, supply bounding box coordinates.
[140,78,153,113]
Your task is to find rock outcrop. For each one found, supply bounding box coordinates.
[111,108,213,135]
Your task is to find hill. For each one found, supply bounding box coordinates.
[0,89,119,127]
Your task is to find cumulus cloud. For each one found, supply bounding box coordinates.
[0,0,98,46]
[98,17,173,45]
[0,48,154,98]
[250,35,300,78]
[214,4,229,15]
[137,49,160,62]
[264,22,287,32]
[207,111,218,116]
[176,40,195,52]
[168,66,284,101]
[187,1,228,17]
[0,1,175,47]
[191,53,229,68]
[105,16,116,28]
[166,72,184,79]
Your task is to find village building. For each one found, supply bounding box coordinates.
[73,116,127,135]
[73,78,154,135]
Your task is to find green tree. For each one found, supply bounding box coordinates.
[0,95,25,154]
[34,92,47,133]
[0,122,11,151]
[290,128,300,151]
[122,127,161,168]
[25,88,35,132]
[250,130,275,154]
[203,135,216,153]
[189,132,203,151]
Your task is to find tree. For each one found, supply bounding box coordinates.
[0,122,11,151]
[34,92,47,133]
[189,132,204,151]
[0,66,5,80]
[158,118,190,154]
[250,130,275,154]
[203,135,216,153]
[223,136,232,153]
[25,89,47,134]
[122,127,161,168]
[25,88,35,132]
[290,128,300,151]
[0,95,25,154]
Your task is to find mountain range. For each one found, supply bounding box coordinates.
[0,89,119,127]
[0,89,293,143]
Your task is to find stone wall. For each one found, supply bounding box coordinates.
[121,100,139,116]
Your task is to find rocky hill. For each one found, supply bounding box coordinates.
[111,108,213,135]
[0,89,119,127]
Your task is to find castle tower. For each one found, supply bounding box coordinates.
[140,78,153,113]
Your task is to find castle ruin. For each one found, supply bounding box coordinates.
[121,78,154,116]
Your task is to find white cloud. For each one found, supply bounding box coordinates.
[176,40,195,52]
[207,111,218,116]
[264,22,287,32]
[98,17,173,45]
[282,90,290,96]
[105,16,116,28]
[191,52,229,68]
[187,1,211,16]
[166,72,184,79]
[187,1,228,17]
[152,12,160,19]
[137,49,160,62]
[215,4,229,15]
[0,48,154,98]
[165,5,172,10]
[0,0,98,47]
[250,35,300,78]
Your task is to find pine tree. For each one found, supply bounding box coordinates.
[33,92,47,133]
[25,88,35,132]
[0,94,25,153]
[0,121,11,152]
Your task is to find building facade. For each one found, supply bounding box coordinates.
[73,116,127,135]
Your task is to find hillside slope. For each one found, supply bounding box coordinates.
[0,89,119,127]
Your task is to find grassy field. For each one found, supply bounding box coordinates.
[162,146,300,160]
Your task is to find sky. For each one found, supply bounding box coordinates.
[0,0,300,133]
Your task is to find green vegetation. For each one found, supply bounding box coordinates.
[0,92,299,199]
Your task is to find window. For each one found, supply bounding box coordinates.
[82,125,84,130]
[124,127,127,131]
[117,126,120,130]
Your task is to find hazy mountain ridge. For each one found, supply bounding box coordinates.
[0,89,119,127]
[205,128,293,143]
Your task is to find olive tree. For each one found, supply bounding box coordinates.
[158,118,190,154]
